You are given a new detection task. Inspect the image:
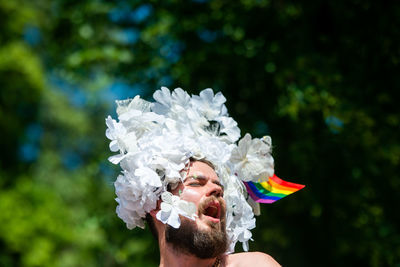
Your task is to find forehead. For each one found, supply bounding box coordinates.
[186,160,219,181]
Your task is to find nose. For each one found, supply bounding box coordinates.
[206,182,223,198]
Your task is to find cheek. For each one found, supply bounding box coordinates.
[180,187,202,202]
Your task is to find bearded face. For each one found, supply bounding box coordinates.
[161,160,229,258]
[165,195,228,259]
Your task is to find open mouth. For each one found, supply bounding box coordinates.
[203,201,221,221]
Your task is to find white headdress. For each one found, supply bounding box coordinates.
[105,87,274,252]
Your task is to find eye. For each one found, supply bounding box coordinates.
[187,182,201,187]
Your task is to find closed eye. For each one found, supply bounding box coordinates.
[187,182,202,187]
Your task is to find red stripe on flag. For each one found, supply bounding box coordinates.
[270,174,305,190]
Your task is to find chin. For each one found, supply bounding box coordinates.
[165,213,229,259]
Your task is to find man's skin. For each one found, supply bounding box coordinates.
[150,161,281,267]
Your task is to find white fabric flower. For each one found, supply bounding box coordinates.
[105,116,138,164]
[171,87,191,108]
[230,133,274,182]
[134,167,162,187]
[114,173,159,229]
[153,87,191,115]
[152,86,173,115]
[216,116,241,143]
[156,192,197,228]
[191,88,227,120]
[116,95,152,115]
[105,116,126,152]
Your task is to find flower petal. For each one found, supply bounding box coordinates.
[166,209,181,228]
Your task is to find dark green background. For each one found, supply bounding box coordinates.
[0,0,399,266]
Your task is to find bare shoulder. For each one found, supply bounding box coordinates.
[224,252,281,267]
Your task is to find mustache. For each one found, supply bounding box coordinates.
[197,195,226,219]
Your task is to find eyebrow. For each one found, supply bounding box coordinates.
[186,175,224,190]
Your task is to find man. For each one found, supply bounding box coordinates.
[148,159,281,266]
[106,87,299,266]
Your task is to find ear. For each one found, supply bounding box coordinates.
[149,199,162,218]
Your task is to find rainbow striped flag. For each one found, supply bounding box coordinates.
[244,174,305,203]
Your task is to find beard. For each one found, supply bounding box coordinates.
[165,197,228,259]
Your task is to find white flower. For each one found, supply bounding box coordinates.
[152,87,173,115]
[191,88,227,120]
[223,176,256,252]
[235,220,255,251]
[156,192,197,228]
[114,174,153,229]
[152,156,185,184]
[106,116,139,164]
[216,116,241,142]
[194,135,234,166]
[105,116,127,152]
[230,133,274,182]
[116,95,152,115]
[134,167,162,187]
[186,108,209,136]
[152,87,191,115]
[171,87,191,108]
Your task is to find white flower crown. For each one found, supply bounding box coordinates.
[105,87,274,252]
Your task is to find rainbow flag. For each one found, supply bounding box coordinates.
[244,174,305,203]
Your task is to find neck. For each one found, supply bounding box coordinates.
[158,232,219,267]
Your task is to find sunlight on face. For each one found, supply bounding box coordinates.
[173,161,226,231]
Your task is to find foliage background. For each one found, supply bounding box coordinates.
[1,0,399,266]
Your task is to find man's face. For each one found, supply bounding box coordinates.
[179,160,226,229]
[165,160,228,258]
